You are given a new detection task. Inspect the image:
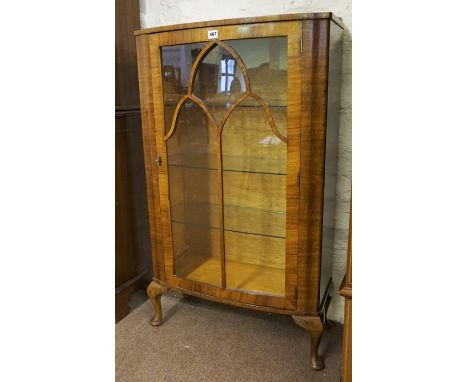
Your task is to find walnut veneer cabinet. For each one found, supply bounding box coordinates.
[135,12,344,370]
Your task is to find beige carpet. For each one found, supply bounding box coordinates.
[116,290,343,381]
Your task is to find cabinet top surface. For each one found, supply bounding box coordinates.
[134,12,344,36]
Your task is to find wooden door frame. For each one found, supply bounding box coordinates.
[149,21,302,310]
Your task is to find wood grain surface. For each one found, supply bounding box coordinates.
[115,0,152,323]
[340,200,352,381]
[135,15,343,317]
[296,19,332,314]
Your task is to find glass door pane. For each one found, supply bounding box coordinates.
[221,37,288,296]
[160,36,288,296]
[162,45,222,286]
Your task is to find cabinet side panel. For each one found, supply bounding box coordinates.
[320,22,343,302]
[297,19,330,313]
[136,34,165,281]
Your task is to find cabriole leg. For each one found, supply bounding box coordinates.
[146,280,167,326]
[292,315,325,371]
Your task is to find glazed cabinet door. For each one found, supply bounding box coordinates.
[150,21,301,310]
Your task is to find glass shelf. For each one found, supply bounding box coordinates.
[174,255,285,296]
[170,201,286,238]
[169,153,286,175]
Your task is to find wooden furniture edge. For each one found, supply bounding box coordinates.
[295,18,331,313]
[339,274,352,299]
[116,105,141,116]
[135,12,344,36]
[341,297,352,382]
[115,268,151,322]
[152,277,325,316]
[340,194,352,299]
[116,268,151,295]
[136,34,166,281]
[340,196,352,381]
[116,105,140,111]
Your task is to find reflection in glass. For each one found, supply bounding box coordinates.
[161,43,206,134]
[192,45,246,122]
[227,37,287,106]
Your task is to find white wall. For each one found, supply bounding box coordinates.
[140,0,352,323]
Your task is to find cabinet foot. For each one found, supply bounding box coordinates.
[147,281,167,326]
[292,315,325,371]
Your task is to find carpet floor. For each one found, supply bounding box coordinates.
[116,290,343,381]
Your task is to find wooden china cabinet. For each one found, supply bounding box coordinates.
[135,13,344,371]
